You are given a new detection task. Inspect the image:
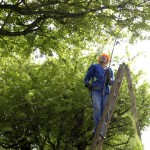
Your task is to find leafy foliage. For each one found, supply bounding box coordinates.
[0,0,150,55]
[0,52,150,149]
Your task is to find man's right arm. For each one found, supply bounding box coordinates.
[84,64,95,89]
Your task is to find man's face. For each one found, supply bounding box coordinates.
[100,56,108,64]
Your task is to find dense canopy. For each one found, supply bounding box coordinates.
[0,0,150,37]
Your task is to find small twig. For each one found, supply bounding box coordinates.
[1,10,12,30]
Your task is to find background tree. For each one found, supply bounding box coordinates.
[0,0,150,150]
[0,51,150,150]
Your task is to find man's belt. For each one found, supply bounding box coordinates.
[92,86,102,90]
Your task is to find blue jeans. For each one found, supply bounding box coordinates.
[91,89,109,134]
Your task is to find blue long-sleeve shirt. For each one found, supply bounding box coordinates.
[84,64,114,93]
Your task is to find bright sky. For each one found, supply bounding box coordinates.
[110,39,150,150]
[106,40,149,75]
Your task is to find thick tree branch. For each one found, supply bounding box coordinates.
[0,3,87,16]
[0,15,46,36]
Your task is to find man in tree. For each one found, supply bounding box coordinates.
[84,54,114,138]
